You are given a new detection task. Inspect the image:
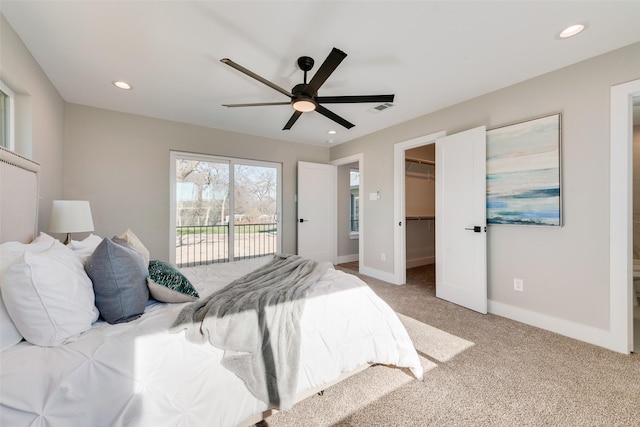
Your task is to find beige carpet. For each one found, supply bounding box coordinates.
[260,264,640,426]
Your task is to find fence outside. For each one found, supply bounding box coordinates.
[176,223,277,267]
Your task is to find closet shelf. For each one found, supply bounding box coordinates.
[405,157,435,165]
[406,215,435,221]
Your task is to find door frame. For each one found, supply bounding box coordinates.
[331,153,363,271]
[610,78,640,354]
[393,131,447,285]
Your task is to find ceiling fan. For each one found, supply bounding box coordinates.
[220,47,394,130]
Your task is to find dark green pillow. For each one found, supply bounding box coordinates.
[147,260,199,303]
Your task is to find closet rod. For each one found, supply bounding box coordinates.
[406,215,435,221]
[405,157,435,166]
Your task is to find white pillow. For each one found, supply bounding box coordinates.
[68,233,103,264]
[0,292,22,351]
[1,241,99,347]
[118,229,150,266]
[0,232,56,276]
[0,232,57,350]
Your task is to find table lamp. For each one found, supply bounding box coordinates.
[49,200,94,244]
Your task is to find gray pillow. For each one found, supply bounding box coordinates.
[85,238,149,324]
[147,260,199,303]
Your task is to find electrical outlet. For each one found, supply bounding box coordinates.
[380,252,386,261]
[513,278,524,292]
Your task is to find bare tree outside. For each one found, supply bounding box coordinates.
[234,164,278,223]
[176,159,229,227]
[175,157,279,266]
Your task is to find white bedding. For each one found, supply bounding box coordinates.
[0,257,423,427]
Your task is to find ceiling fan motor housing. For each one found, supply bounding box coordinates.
[292,83,316,100]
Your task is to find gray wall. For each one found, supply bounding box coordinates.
[63,104,329,260]
[0,14,65,232]
[331,42,640,332]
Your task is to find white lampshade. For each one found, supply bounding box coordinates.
[49,200,94,238]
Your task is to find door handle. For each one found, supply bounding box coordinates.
[299,218,308,223]
[465,226,482,232]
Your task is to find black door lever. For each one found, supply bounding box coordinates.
[464,226,481,232]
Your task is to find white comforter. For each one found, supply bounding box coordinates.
[0,257,423,427]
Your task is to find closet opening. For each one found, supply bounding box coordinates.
[404,145,436,286]
[393,130,445,286]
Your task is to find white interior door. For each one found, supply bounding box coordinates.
[297,161,336,263]
[435,126,487,313]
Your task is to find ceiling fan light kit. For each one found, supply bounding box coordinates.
[221,47,394,130]
[292,98,316,112]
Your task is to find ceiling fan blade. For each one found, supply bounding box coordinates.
[306,48,347,94]
[316,94,395,104]
[315,105,355,129]
[223,102,291,108]
[221,58,292,98]
[283,111,303,130]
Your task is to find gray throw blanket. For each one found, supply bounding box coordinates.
[171,254,330,410]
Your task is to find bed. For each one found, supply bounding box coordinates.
[0,146,423,427]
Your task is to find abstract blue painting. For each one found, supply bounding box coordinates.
[486,114,561,226]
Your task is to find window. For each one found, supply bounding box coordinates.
[0,81,15,151]
[350,168,359,234]
[170,152,282,266]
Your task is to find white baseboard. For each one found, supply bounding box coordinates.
[406,256,435,269]
[336,254,359,264]
[360,265,400,285]
[488,300,620,353]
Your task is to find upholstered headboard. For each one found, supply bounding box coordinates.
[0,146,40,244]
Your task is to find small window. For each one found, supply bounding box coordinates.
[0,81,15,151]
[350,169,359,234]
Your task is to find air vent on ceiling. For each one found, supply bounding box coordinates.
[369,102,394,113]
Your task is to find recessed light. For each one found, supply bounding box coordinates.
[328,130,337,135]
[326,139,334,144]
[559,24,586,39]
[113,81,133,90]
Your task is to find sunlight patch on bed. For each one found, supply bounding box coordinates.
[397,313,475,362]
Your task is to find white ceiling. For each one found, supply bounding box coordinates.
[2,1,639,146]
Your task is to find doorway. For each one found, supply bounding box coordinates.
[394,128,488,313]
[610,78,640,354]
[393,131,446,285]
[332,154,363,271]
[404,146,436,269]
[296,155,362,266]
[335,162,360,265]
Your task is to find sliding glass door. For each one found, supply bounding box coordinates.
[171,152,281,266]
